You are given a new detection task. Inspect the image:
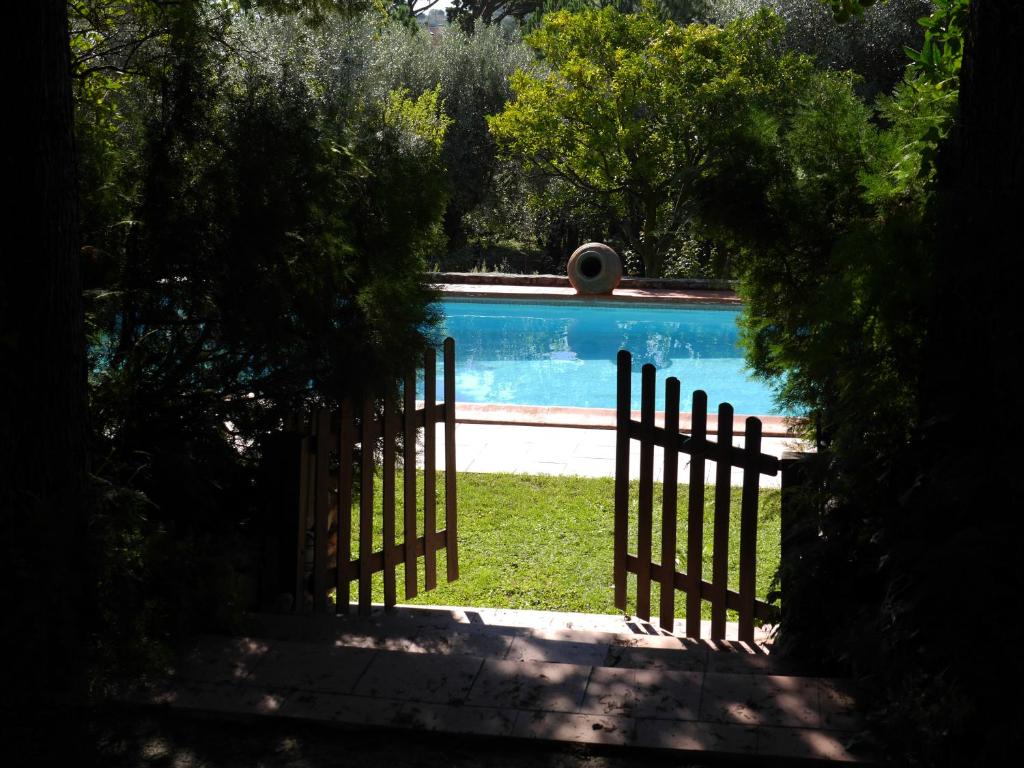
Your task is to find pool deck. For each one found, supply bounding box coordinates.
[437,282,741,305]
[419,418,810,489]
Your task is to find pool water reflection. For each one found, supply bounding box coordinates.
[423,298,784,415]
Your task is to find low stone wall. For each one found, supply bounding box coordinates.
[427,272,737,292]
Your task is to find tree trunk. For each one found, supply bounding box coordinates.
[1,0,88,760]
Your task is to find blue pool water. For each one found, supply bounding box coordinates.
[424,299,783,415]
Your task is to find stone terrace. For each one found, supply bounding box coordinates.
[127,605,871,764]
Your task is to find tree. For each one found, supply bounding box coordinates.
[66,4,453,679]
[488,6,819,276]
[447,0,542,29]
[710,0,931,98]
[731,0,1024,762]
[2,0,89,761]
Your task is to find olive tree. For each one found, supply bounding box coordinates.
[488,6,822,276]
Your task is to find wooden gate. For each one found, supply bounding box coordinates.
[294,338,458,616]
[613,349,779,642]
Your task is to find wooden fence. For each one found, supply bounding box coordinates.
[613,349,779,642]
[293,338,458,617]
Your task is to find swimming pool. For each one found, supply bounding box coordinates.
[424,298,783,414]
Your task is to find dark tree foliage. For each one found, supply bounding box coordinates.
[711,1,931,100]
[2,0,89,761]
[730,0,1024,763]
[447,0,542,29]
[72,1,448,678]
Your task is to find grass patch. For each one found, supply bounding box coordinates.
[337,471,779,622]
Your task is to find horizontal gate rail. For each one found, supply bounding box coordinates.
[293,338,458,617]
[613,349,779,642]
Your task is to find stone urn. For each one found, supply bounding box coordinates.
[567,242,622,295]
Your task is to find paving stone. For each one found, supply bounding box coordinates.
[177,636,271,684]
[756,726,863,762]
[506,633,610,666]
[245,641,375,692]
[818,679,862,731]
[277,691,409,727]
[699,673,821,728]
[150,681,287,717]
[581,667,702,720]
[143,608,862,762]
[400,702,518,737]
[353,650,483,705]
[466,659,590,713]
[330,627,514,659]
[704,640,783,674]
[513,710,635,746]
[634,719,758,754]
[604,644,708,672]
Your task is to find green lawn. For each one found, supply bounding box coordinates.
[337,471,780,622]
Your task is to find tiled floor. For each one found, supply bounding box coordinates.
[419,422,810,487]
[131,607,869,763]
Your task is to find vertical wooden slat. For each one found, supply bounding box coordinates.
[423,348,438,591]
[358,398,374,616]
[382,388,397,609]
[295,416,311,613]
[403,370,418,599]
[660,377,680,632]
[313,409,330,614]
[443,337,459,581]
[636,364,656,621]
[613,350,631,610]
[685,391,708,638]
[738,417,762,643]
[337,399,354,614]
[710,403,734,639]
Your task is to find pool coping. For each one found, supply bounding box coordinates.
[452,403,801,438]
[436,282,741,305]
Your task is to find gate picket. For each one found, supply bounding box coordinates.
[403,369,418,599]
[293,339,458,616]
[636,364,656,621]
[444,338,459,581]
[711,404,734,640]
[358,397,374,617]
[738,417,762,642]
[382,388,398,609]
[685,391,708,638]
[612,350,779,640]
[423,349,437,592]
[337,400,354,614]
[613,350,631,611]
[660,377,680,632]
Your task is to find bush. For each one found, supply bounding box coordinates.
[74,4,450,675]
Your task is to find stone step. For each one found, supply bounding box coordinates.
[242,605,791,675]
[130,631,869,764]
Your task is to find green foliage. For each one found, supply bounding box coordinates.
[350,17,535,254]
[489,6,831,277]
[903,0,968,84]
[709,1,931,99]
[74,1,450,675]
[717,1,1001,763]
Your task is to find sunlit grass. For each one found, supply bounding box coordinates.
[332,470,780,622]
